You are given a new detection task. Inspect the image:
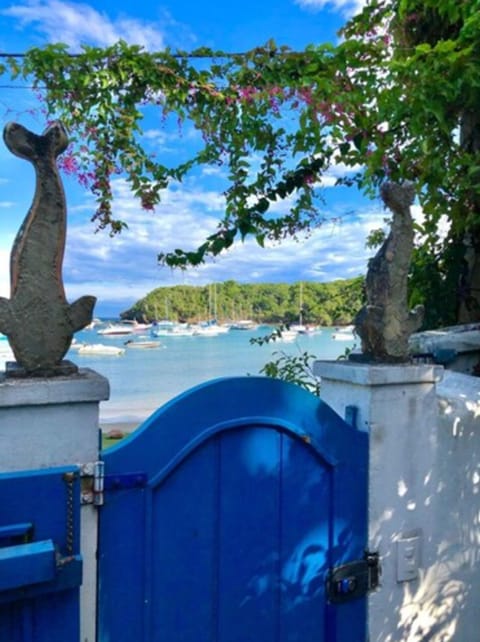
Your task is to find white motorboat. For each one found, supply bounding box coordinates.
[278,329,298,342]
[293,324,321,334]
[192,322,230,337]
[0,334,13,368]
[97,320,152,336]
[98,323,135,336]
[290,323,308,334]
[77,343,125,356]
[124,339,162,349]
[192,325,222,337]
[332,326,356,341]
[84,318,102,330]
[229,320,258,331]
[151,323,195,337]
[120,320,152,333]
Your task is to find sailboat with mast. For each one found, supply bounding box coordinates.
[290,282,308,334]
[150,300,196,337]
[192,284,230,335]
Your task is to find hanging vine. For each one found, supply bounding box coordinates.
[0,0,479,324]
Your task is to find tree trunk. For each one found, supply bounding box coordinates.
[457,109,480,323]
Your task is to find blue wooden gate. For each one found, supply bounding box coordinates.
[98,376,369,642]
[0,466,82,642]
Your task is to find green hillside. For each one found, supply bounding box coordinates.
[121,277,364,327]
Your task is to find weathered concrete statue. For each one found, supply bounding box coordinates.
[354,181,424,362]
[0,121,96,375]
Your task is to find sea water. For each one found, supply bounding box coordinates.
[69,325,356,424]
[1,327,356,424]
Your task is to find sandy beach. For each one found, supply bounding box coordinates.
[100,420,141,435]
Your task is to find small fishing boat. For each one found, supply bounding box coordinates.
[77,343,125,356]
[331,326,355,341]
[124,339,162,349]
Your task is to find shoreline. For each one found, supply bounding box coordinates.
[101,421,139,432]
[100,419,142,434]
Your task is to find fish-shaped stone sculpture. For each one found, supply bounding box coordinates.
[0,121,96,375]
[354,181,424,362]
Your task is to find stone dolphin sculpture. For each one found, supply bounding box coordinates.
[353,181,424,362]
[0,121,96,374]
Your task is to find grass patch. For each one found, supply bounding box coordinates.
[101,434,127,449]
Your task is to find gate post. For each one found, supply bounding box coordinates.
[0,367,109,642]
[314,361,442,642]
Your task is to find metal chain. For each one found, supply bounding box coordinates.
[63,471,76,556]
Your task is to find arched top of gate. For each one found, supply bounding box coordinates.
[103,376,366,478]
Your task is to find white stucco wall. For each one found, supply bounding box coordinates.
[315,361,480,642]
[2,358,478,642]
[0,368,109,642]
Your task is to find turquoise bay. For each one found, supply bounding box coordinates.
[69,325,356,425]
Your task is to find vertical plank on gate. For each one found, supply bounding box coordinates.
[149,438,218,642]
[279,432,331,642]
[217,427,280,642]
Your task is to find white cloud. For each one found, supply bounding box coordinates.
[294,0,366,18]
[0,0,186,50]
[320,161,362,187]
[201,166,226,178]
[0,171,382,316]
[58,178,225,309]
[412,204,451,245]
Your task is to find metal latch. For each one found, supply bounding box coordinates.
[326,551,380,604]
[79,461,105,506]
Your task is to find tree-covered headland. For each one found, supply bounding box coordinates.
[121,278,364,327]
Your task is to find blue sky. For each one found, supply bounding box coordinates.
[0,0,388,318]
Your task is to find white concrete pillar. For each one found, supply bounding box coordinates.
[314,361,444,642]
[0,367,109,642]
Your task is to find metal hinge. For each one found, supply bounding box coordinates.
[326,551,380,604]
[79,461,105,506]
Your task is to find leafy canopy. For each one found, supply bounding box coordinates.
[1,0,479,286]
